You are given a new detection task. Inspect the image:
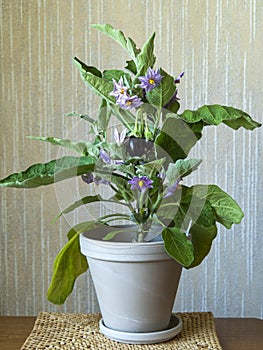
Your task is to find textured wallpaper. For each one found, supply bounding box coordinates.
[0,0,262,318]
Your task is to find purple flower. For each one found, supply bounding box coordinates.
[128,176,154,191]
[81,173,110,185]
[100,149,124,165]
[174,71,184,84]
[81,173,94,184]
[164,178,181,198]
[138,68,163,92]
[100,149,111,164]
[109,77,128,98]
[157,172,166,180]
[117,95,143,110]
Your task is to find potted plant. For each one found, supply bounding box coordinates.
[0,24,261,344]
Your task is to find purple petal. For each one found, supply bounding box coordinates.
[174,71,184,84]
[81,173,94,184]
[117,95,143,110]
[128,176,153,191]
[100,149,111,164]
[138,67,163,92]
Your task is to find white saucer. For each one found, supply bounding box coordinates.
[99,315,182,344]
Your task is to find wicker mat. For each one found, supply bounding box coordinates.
[21,312,222,350]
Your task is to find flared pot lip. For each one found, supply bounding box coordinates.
[79,225,173,262]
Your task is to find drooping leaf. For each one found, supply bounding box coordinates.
[155,117,204,165]
[27,136,93,156]
[180,105,261,130]
[47,221,99,304]
[162,227,194,267]
[166,158,202,184]
[0,156,96,188]
[146,69,176,107]
[189,184,244,228]
[188,223,217,268]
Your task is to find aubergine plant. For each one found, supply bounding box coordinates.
[0,24,261,305]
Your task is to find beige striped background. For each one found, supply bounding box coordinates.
[0,0,262,317]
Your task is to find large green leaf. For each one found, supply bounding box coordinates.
[146,69,176,107]
[190,184,244,228]
[155,117,204,165]
[92,24,140,61]
[166,158,202,184]
[47,221,98,304]
[162,227,194,267]
[136,32,156,77]
[27,136,94,156]
[188,223,217,267]
[0,156,96,188]
[180,105,261,130]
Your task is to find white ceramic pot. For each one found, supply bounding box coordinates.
[79,225,182,335]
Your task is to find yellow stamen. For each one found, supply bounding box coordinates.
[120,88,125,94]
[149,79,155,85]
[126,100,132,106]
[138,180,144,187]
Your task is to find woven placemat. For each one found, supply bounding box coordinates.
[21,312,222,350]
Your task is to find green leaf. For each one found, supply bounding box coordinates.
[180,105,261,130]
[125,59,137,74]
[98,99,112,132]
[188,224,217,267]
[162,227,194,267]
[165,99,180,114]
[109,104,136,131]
[102,225,135,240]
[0,156,96,188]
[77,71,115,104]
[146,69,176,107]
[73,57,102,77]
[137,158,166,173]
[66,112,96,124]
[190,184,244,228]
[27,136,92,156]
[166,158,202,184]
[155,117,204,165]
[47,221,99,304]
[103,70,131,86]
[55,195,129,221]
[54,195,102,221]
[136,32,156,77]
[92,24,140,61]
[66,221,101,240]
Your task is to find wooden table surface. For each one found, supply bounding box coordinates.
[0,316,262,350]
